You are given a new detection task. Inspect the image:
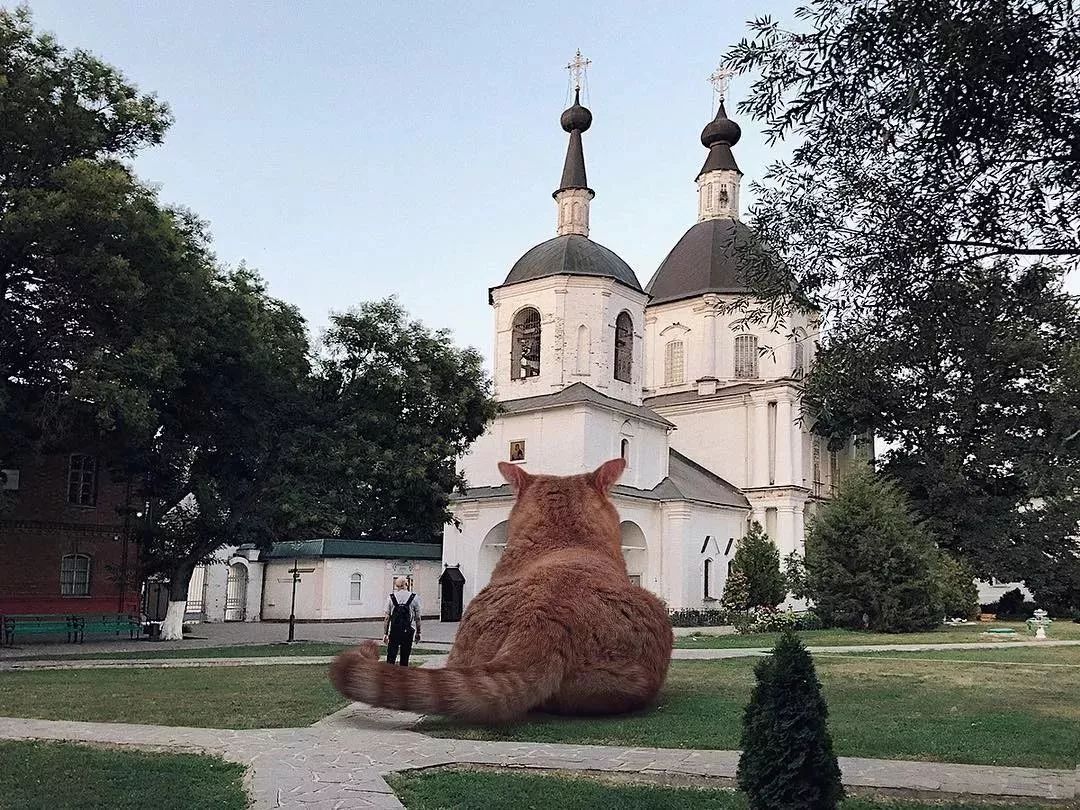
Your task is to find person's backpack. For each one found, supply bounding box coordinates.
[389,593,415,638]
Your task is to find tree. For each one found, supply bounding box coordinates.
[726,521,786,610]
[738,630,844,810]
[806,465,940,632]
[931,551,979,621]
[721,565,751,613]
[723,1,1080,599]
[294,299,498,541]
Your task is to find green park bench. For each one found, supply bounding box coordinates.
[1,614,79,645]
[71,614,141,643]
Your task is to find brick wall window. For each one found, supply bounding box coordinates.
[67,454,97,506]
[60,553,91,596]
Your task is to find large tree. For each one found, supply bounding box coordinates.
[724,0,1080,607]
[295,298,498,541]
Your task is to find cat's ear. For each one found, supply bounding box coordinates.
[498,462,532,494]
[589,457,626,493]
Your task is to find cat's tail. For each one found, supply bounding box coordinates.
[328,640,566,724]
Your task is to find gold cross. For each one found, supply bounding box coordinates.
[566,49,591,92]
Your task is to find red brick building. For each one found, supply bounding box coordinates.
[0,451,140,615]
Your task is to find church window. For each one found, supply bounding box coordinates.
[511,307,541,380]
[349,573,362,602]
[614,311,633,383]
[812,441,823,493]
[67,453,97,506]
[704,558,714,600]
[60,553,91,596]
[620,438,630,462]
[829,449,840,493]
[734,335,758,379]
[664,340,685,386]
[793,334,805,378]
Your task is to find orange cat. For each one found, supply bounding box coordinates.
[329,457,673,724]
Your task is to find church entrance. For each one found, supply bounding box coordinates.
[439,566,465,622]
[620,521,648,589]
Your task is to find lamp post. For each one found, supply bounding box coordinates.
[286,558,315,643]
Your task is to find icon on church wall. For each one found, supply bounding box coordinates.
[509,441,526,462]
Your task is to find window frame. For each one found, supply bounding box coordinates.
[613,311,633,383]
[60,553,91,597]
[664,339,685,386]
[734,334,759,379]
[511,307,542,380]
[349,572,363,603]
[67,453,98,507]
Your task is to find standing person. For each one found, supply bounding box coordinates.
[383,576,421,666]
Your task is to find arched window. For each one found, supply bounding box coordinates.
[350,573,362,602]
[734,334,759,379]
[511,307,541,380]
[575,324,590,374]
[60,553,90,596]
[620,438,630,461]
[614,311,633,383]
[704,558,714,600]
[664,340,685,386]
[792,329,806,378]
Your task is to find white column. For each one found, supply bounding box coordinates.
[776,399,793,486]
[751,506,767,529]
[662,505,692,609]
[702,303,717,379]
[791,412,804,487]
[751,400,770,487]
[777,505,797,558]
[793,504,806,553]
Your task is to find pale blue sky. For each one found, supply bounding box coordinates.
[23,1,1079,363]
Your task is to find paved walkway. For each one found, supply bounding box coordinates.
[5,639,1079,672]
[2,707,1075,809]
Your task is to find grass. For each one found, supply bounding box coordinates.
[673,621,1080,649]
[419,646,1080,768]
[820,644,1080,666]
[0,740,248,809]
[0,663,347,728]
[4,641,445,661]
[387,769,1059,810]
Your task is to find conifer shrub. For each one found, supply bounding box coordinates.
[725,521,786,610]
[806,464,940,632]
[738,630,844,810]
[932,551,979,620]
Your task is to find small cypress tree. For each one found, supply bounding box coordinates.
[721,565,751,612]
[738,630,844,810]
[731,521,786,609]
[806,464,939,632]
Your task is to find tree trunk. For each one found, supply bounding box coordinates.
[160,561,196,641]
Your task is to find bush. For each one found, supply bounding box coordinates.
[724,521,786,610]
[982,587,1038,620]
[784,550,809,600]
[806,464,939,633]
[730,608,823,635]
[668,608,732,627]
[931,552,978,620]
[738,630,844,810]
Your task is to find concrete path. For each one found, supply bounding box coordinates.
[2,708,1075,809]
[6,638,1079,672]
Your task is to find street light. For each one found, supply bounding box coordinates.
[287,557,315,643]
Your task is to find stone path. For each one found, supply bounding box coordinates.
[5,639,1079,672]
[2,709,1075,808]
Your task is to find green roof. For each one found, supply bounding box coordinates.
[269,539,443,561]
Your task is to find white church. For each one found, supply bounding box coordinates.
[440,64,865,617]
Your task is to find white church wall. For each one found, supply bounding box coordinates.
[458,409,588,487]
[659,398,751,489]
[582,410,669,489]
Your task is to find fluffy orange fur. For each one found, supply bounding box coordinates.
[329,457,673,724]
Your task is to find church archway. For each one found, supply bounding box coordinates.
[479,521,508,588]
[620,521,647,588]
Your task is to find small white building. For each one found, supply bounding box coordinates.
[443,81,862,613]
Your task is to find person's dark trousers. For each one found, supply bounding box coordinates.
[386,631,413,666]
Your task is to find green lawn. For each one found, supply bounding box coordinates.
[387,769,1058,810]
[819,644,1080,665]
[674,621,1080,649]
[0,740,247,809]
[5,642,445,661]
[0,664,347,728]
[419,647,1080,768]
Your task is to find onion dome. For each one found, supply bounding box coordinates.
[696,100,742,179]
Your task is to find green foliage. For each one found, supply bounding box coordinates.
[806,465,940,633]
[737,630,844,810]
[784,550,809,600]
[723,0,1080,612]
[931,553,979,620]
[668,608,732,628]
[725,522,786,610]
[295,298,497,540]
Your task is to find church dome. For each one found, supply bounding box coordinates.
[645,218,767,305]
[501,234,643,292]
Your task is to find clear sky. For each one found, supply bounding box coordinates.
[23,1,1079,364]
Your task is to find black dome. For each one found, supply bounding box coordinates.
[560,89,593,133]
[500,235,642,292]
[645,218,767,305]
